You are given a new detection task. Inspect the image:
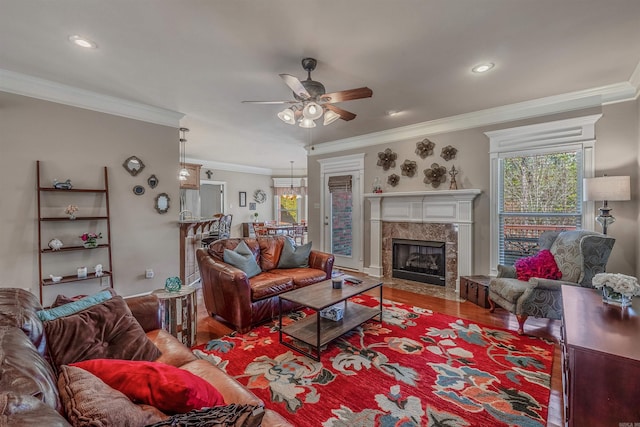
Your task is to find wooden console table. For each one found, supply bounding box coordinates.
[561,285,640,427]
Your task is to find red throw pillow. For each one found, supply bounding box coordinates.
[514,249,562,282]
[70,359,225,413]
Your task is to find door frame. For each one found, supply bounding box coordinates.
[200,179,227,215]
[318,154,365,271]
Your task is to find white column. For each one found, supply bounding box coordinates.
[364,197,383,277]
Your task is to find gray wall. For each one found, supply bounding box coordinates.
[308,100,639,277]
[0,91,180,305]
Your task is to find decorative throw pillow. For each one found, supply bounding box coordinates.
[223,240,262,278]
[58,365,166,427]
[145,404,265,427]
[37,289,114,321]
[43,296,161,368]
[70,359,225,414]
[277,238,312,269]
[514,249,563,282]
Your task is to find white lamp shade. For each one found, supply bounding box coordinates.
[299,117,316,128]
[179,167,190,177]
[277,108,296,125]
[583,176,631,201]
[323,109,341,125]
[302,102,323,120]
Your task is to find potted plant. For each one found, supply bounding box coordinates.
[80,232,102,249]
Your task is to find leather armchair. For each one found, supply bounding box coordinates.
[488,230,615,335]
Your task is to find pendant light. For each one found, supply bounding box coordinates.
[178,127,190,181]
[284,161,298,199]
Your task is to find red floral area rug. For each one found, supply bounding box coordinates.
[192,295,554,427]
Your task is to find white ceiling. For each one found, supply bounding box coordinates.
[2,1,640,174]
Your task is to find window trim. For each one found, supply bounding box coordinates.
[486,114,601,276]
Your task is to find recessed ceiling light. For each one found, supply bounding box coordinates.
[69,35,97,49]
[472,63,494,73]
[386,110,400,116]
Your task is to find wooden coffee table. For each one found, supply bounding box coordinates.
[278,277,383,361]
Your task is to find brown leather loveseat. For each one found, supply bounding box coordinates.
[197,236,334,333]
[0,287,293,426]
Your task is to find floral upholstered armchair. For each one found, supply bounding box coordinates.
[488,230,615,335]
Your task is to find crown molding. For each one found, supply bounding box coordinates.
[629,60,640,99]
[308,80,638,157]
[0,69,184,127]
[186,157,274,176]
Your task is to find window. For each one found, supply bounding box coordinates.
[499,150,582,265]
[486,114,600,275]
[272,176,307,224]
[277,196,300,224]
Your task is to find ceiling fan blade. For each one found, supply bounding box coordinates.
[325,104,356,121]
[320,87,373,103]
[241,100,298,104]
[279,74,310,99]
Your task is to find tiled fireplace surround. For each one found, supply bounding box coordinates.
[364,190,481,293]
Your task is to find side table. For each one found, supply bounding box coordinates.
[151,287,197,347]
[460,275,491,308]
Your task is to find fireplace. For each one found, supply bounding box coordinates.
[392,238,446,286]
[364,189,481,292]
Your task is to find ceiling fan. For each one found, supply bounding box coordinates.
[242,58,373,128]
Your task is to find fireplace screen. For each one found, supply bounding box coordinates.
[392,238,446,286]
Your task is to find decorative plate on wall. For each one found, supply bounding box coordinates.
[423,163,448,188]
[377,148,397,171]
[415,139,435,159]
[147,174,158,189]
[254,189,267,204]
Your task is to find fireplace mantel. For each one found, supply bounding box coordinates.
[364,189,481,292]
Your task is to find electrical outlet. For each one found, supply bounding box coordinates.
[145,269,154,279]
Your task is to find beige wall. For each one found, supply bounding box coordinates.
[308,101,638,277]
[194,168,275,237]
[0,92,180,305]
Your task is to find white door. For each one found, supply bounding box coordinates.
[319,154,364,271]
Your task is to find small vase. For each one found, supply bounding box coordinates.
[165,276,182,293]
[601,285,633,308]
[69,214,76,220]
[83,240,98,249]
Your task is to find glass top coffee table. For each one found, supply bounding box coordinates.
[278,277,383,361]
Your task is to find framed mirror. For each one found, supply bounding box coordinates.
[155,193,170,214]
[147,174,158,189]
[123,156,145,176]
[133,185,145,195]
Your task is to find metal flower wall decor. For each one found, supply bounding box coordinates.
[387,173,400,187]
[415,138,435,159]
[423,163,448,188]
[377,148,397,171]
[440,145,458,161]
[400,159,417,177]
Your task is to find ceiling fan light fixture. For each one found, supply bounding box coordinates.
[299,117,316,128]
[302,102,323,120]
[323,109,341,125]
[277,108,296,125]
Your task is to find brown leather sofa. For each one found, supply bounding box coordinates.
[197,236,334,333]
[0,287,292,426]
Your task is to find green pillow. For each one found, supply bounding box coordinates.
[36,290,113,321]
[223,240,262,278]
[278,238,312,269]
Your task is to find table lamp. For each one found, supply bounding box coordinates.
[583,175,631,234]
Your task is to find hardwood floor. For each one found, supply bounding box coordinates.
[194,284,563,427]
